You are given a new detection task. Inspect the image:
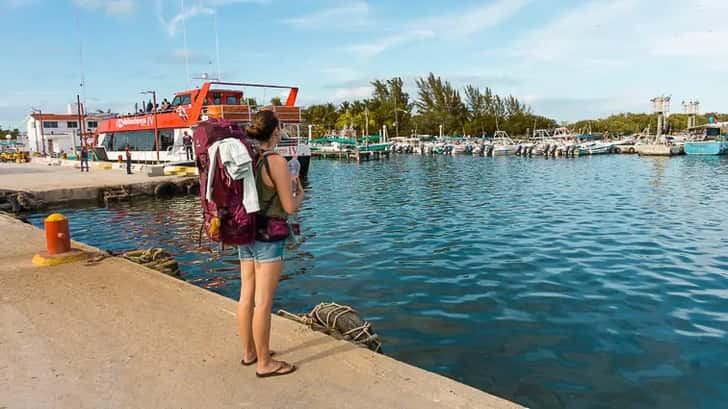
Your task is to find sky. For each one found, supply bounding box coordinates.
[1,0,727,129]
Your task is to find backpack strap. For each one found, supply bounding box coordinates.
[257,150,279,217]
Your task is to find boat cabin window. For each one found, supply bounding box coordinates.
[87,121,98,128]
[226,96,237,105]
[706,127,720,137]
[67,121,78,128]
[43,121,58,128]
[213,93,222,105]
[102,130,157,151]
[172,94,192,106]
[160,129,174,150]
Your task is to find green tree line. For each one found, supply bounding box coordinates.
[0,126,21,140]
[569,113,727,135]
[302,73,556,139]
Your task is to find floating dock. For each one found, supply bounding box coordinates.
[0,213,520,409]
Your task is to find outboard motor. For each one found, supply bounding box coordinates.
[515,145,522,156]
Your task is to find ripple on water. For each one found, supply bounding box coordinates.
[29,155,728,409]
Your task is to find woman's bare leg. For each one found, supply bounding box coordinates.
[252,260,287,373]
[237,260,256,362]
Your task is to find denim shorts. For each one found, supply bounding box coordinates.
[238,240,285,263]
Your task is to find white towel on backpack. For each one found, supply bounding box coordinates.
[206,139,260,213]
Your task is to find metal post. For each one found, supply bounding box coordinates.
[152,91,159,162]
[394,92,399,139]
[76,95,84,151]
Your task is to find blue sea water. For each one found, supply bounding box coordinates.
[30,155,728,409]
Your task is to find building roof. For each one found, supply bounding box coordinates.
[30,113,84,121]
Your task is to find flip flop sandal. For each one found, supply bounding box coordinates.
[240,351,276,366]
[256,361,296,378]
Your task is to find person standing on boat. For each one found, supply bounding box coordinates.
[125,145,132,174]
[79,144,89,172]
[183,131,193,161]
[237,110,304,378]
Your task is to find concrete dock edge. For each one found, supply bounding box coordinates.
[0,214,522,409]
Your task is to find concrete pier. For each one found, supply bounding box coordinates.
[0,214,521,409]
[0,162,196,205]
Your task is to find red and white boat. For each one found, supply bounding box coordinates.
[94,81,311,177]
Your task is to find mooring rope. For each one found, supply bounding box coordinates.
[278,302,382,353]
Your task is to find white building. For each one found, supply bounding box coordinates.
[25,103,115,155]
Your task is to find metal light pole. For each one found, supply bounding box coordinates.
[141,90,160,162]
[393,93,399,139]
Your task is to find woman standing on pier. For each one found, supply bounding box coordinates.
[237,111,304,378]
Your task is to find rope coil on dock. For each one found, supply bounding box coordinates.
[120,248,181,277]
[278,302,382,353]
[0,190,46,213]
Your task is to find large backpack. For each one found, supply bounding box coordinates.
[194,119,257,246]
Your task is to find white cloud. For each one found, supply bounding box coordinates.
[509,0,640,62]
[420,0,532,37]
[72,0,136,15]
[283,2,370,29]
[156,0,268,37]
[655,30,728,59]
[346,29,435,58]
[510,0,728,65]
[332,86,373,100]
[346,0,530,57]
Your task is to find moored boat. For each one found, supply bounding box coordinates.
[635,140,683,156]
[578,141,615,155]
[490,131,518,156]
[683,124,728,155]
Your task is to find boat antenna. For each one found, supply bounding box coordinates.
[74,8,87,107]
[213,11,222,81]
[181,0,191,88]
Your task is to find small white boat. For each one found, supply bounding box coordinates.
[490,131,518,156]
[634,136,684,156]
[578,141,615,155]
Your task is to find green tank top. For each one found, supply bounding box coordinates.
[257,151,287,219]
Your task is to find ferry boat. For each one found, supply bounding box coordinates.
[683,124,728,155]
[93,81,312,177]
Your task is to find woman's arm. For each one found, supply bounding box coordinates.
[266,155,304,215]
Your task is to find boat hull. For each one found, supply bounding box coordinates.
[684,141,728,155]
[635,144,683,156]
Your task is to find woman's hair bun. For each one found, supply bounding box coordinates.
[246,110,279,142]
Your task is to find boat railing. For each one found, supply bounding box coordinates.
[201,104,302,124]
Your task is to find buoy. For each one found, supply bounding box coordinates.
[32,213,87,266]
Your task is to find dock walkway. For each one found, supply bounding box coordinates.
[0,162,195,204]
[0,214,520,409]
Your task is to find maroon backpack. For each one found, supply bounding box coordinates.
[194,119,257,246]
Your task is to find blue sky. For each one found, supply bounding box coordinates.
[2,0,727,128]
